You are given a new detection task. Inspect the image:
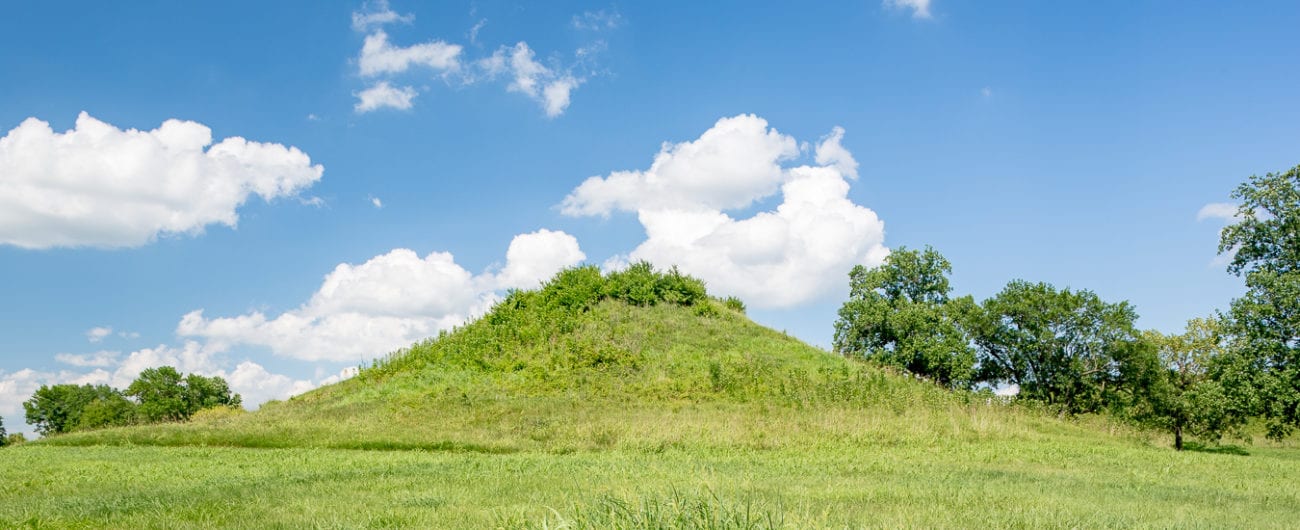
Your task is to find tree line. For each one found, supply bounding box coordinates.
[18,366,241,437]
[834,164,1300,450]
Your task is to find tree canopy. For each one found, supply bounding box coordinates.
[833,247,978,389]
[1218,164,1300,439]
[969,280,1152,414]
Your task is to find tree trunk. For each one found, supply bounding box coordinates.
[1174,425,1184,451]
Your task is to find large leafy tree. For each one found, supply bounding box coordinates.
[23,384,130,436]
[833,247,978,389]
[0,416,7,447]
[127,367,241,422]
[1141,318,1247,450]
[1218,164,1300,439]
[970,280,1151,413]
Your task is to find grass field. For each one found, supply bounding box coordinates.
[3,286,1299,528]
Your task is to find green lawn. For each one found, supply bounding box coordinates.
[3,434,1298,529]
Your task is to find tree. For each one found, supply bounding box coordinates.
[182,373,242,412]
[127,366,187,422]
[1218,163,1300,439]
[0,416,7,447]
[969,280,1150,413]
[1141,318,1247,450]
[127,367,241,422]
[22,384,128,436]
[834,247,978,389]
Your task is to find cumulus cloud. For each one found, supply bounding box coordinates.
[1197,202,1240,222]
[354,82,418,113]
[494,229,587,290]
[563,115,889,308]
[0,113,323,249]
[351,0,414,32]
[561,115,799,216]
[177,229,585,362]
[480,43,583,118]
[358,30,462,77]
[814,126,859,180]
[884,0,933,18]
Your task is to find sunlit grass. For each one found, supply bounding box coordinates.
[5,297,1299,528]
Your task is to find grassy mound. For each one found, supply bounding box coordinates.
[49,264,1025,451]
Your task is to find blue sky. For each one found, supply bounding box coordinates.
[2,0,1298,432]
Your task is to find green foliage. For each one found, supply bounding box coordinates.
[23,384,133,436]
[722,296,746,313]
[1140,318,1249,449]
[75,391,138,431]
[833,246,977,389]
[0,416,6,447]
[4,433,24,446]
[969,280,1150,414]
[1216,164,1300,440]
[126,366,241,423]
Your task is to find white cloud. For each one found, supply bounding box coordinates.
[55,350,119,368]
[561,114,799,216]
[981,87,992,98]
[351,0,414,32]
[563,115,889,308]
[1197,202,1239,222]
[0,113,323,249]
[994,384,1019,397]
[225,361,316,407]
[814,126,859,180]
[469,19,487,44]
[571,9,623,31]
[177,229,585,362]
[884,0,933,19]
[358,30,462,77]
[370,196,383,208]
[481,43,583,117]
[494,229,587,290]
[86,326,113,343]
[354,82,418,113]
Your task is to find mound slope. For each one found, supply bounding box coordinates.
[50,265,1091,451]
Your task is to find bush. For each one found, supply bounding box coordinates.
[722,297,746,313]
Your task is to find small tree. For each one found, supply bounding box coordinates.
[833,247,977,389]
[1142,318,1247,450]
[0,416,7,447]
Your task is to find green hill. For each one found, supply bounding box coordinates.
[7,266,1300,528]
[48,265,979,452]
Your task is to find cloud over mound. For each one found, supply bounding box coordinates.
[0,112,323,249]
[177,229,586,362]
[562,115,888,308]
